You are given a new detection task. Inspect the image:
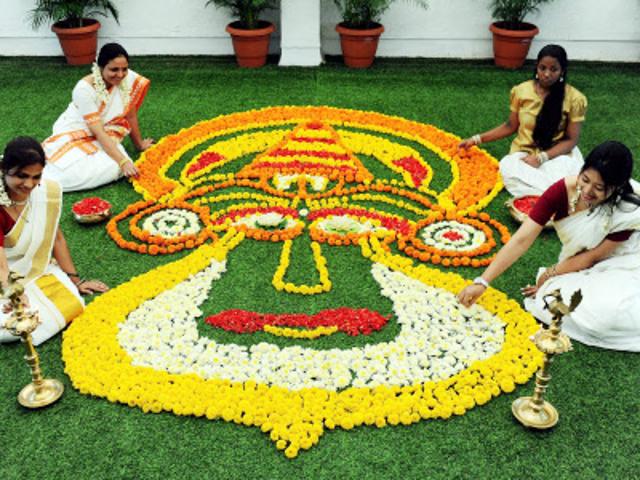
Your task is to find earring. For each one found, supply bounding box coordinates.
[535,73,539,79]
[560,76,564,82]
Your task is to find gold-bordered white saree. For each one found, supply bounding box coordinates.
[0,180,84,345]
[525,196,640,351]
[42,70,150,192]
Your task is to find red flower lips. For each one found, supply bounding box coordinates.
[205,307,390,337]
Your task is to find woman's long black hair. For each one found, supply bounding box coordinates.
[582,141,640,209]
[1,136,46,173]
[97,43,129,67]
[532,44,568,151]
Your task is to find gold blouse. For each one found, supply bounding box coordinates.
[509,80,587,154]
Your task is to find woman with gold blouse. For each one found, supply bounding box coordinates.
[460,44,587,198]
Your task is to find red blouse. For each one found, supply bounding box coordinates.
[529,180,631,242]
[0,207,16,247]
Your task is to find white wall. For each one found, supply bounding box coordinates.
[1,0,639,61]
[0,0,277,55]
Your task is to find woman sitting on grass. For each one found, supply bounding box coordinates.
[42,43,153,192]
[0,137,108,346]
[459,44,587,199]
[458,141,640,352]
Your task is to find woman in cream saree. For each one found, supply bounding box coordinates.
[0,138,107,346]
[42,43,152,192]
[0,179,85,345]
[525,197,640,350]
[458,141,640,352]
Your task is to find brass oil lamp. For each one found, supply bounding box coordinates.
[1,272,64,408]
[512,288,582,429]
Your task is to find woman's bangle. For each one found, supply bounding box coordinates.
[543,264,558,281]
[471,134,482,145]
[118,158,132,168]
[537,151,549,164]
[63,271,85,286]
[473,277,490,289]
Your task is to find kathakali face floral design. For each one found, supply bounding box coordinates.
[63,106,543,458]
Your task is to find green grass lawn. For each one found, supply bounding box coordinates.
[0,56,639,479]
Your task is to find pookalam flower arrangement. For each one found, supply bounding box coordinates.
[63,106,543,458]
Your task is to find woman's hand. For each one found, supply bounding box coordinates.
[458,138,476,149]
[75,279,109,295]
[535,265,557,288]
[522,154,541,168]
[2,294,31,314]
[120,159,139,178]
[521,265,556,298]
[457,284,486,307]
[137,138,155,151]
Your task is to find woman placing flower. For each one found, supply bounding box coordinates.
[42,43,153,191]
[0,137,108,346]
[458,141,640,352]
[460,44,587,199]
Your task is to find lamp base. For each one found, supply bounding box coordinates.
[18,379,64,408]
[512,396,558,429]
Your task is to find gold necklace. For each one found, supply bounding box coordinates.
[569,185,582,214]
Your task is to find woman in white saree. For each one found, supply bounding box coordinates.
[0,138,108,346]
[458,141,640,351]
[42,43,153,192]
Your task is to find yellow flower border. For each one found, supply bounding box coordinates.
[63,231,543,459]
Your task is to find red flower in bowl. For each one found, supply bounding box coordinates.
[513,196,540,215]
[72,197,112,223]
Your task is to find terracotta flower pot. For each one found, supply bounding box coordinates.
[52,19,101,65]
[489,22,539,69]
[335,22,385,69]
[226,21,275,68]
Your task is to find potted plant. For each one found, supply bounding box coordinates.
[29,0,119,65]
[334,0,428,68]
[205,0,277,68]
[488,0,553,69]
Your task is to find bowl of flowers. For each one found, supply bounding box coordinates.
[72,197,112,224]
[505,196,552,228]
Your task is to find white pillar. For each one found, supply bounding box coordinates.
[278,0,323,66]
